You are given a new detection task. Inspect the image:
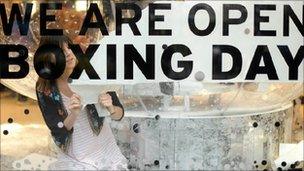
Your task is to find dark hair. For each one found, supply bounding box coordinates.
[36,35,73,92]
[39,35,73,48]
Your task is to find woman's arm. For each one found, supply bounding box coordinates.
[63,93,82,130]
[99,91,125,121]
[108,105,124,120]
[63,112,79,130]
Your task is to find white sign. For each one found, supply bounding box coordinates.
[72,1,304,85]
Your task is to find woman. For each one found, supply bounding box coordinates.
[35,36,128,170]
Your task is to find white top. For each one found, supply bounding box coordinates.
[48,93,128,170]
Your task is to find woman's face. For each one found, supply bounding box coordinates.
[62,43,77,73]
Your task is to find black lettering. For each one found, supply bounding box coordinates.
[212,45,242,80]
[161,44,193,80]
[149,3,172,35]
[116,3,142,35]
[0,45,29,78]
[254,5,276,36]
[223,4,248,36]
[124,44,155,79]
[40,3,63,35]
[107,44,117,79]
[0,3,32,35]
[69,44,100,79]
[79,3,109,36]
[246,45,279,80]
[283,5,304,36]
[34,44,66,80]
[278,45,304,80]
[188,3,216,36]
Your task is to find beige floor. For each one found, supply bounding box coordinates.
[0,91,54,170]
[0,91,44,125]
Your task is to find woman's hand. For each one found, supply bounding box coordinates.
[63,93,82,131]
[98,92,115,114]
[68,93,82,115]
